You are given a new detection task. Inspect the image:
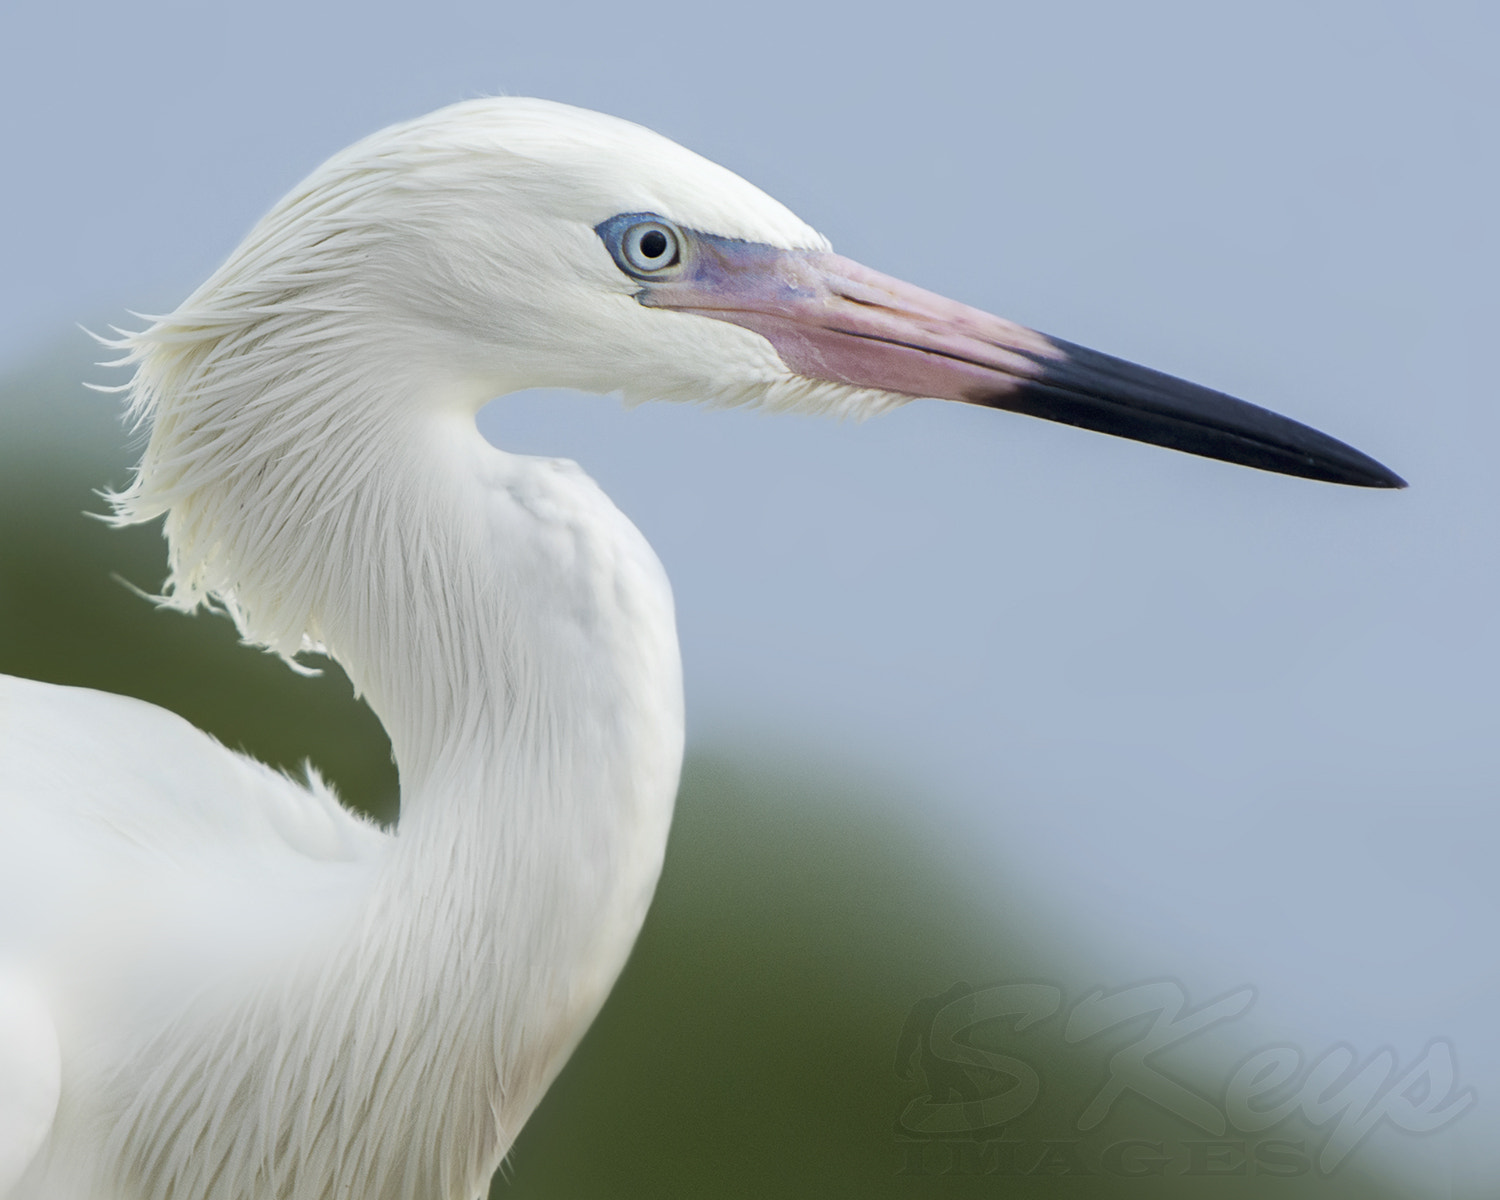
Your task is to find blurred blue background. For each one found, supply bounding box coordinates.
[1,2,1494,1195]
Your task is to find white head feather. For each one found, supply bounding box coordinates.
[105,97,891,668]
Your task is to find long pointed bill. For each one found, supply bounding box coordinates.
[640,237,1405,488]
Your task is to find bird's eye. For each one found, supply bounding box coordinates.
[620,220,682,274]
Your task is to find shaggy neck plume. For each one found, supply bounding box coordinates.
[104,306,684,1197]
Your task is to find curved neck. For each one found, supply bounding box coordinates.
[123,309,685,929]
[285,395,682,1101]
[112,288,688,1195]
[108,405,687,1200]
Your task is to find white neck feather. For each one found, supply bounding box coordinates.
[103,314,684,1198]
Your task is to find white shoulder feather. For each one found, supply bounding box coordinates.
[0,674,389,965]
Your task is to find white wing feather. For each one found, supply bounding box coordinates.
[0,674,391,1197]
[0,673,386,913]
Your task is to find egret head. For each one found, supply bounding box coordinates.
[127,96,1402,487]
[109,97,1402,660]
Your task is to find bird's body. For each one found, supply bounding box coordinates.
[0,99,1400,1199]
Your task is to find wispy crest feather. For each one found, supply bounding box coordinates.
[104,149,413,662]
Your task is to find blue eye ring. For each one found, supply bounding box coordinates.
[598,214,685,278]
[621,219,681,273]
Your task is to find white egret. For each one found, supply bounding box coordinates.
[0,98,1402,1200]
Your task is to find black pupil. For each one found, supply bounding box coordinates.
[639,229,669,260]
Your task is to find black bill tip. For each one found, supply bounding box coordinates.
[983,338,1406,490]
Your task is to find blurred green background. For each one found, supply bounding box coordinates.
[1,345,1459,1198]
